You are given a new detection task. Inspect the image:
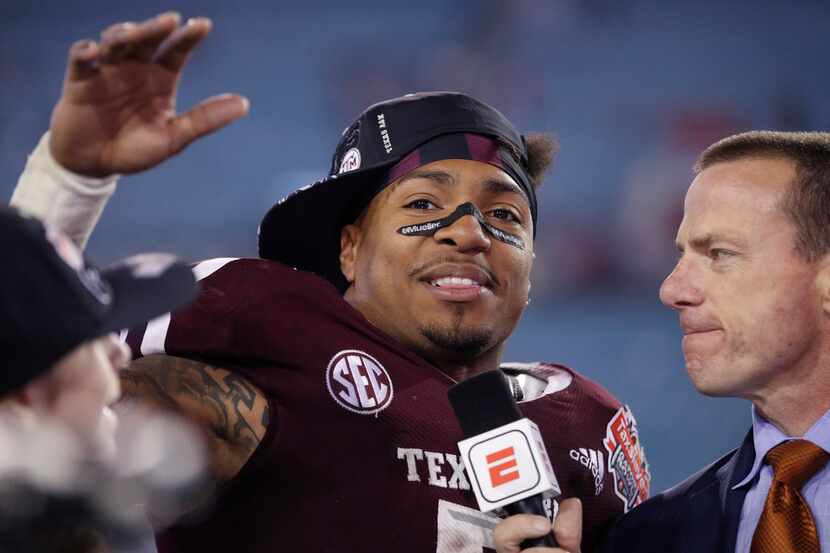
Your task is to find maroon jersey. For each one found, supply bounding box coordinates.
[127,258,649,553]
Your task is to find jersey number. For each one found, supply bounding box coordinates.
[435,499,500,553]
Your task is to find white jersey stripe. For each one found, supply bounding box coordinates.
[140,312,171,356]
[132,258,238,357]
[193,257,238,281]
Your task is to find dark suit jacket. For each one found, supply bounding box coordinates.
[601,431,756,553]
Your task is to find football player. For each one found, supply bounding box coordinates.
[12,13,649,552]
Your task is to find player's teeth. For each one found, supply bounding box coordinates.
[431,277,478,287]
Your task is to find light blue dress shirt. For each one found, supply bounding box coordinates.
[733,406,830,553]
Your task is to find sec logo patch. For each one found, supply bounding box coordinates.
[325,350,393,415]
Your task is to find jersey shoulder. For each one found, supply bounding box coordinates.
[501,360,622,414]
[504,361,652,516]
[192,257,339,308]
[128,257,345,359]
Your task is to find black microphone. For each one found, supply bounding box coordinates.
[449,370,559,549]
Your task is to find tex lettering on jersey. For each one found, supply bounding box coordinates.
[397,448,471,490]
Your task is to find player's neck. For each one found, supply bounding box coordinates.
[430,347,504,383]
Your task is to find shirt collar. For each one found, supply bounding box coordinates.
[733,405,830,490]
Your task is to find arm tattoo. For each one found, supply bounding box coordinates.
[120,355,270,476]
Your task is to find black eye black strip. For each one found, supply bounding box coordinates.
[397,202,525,250]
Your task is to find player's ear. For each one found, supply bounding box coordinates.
[340,224,361,284]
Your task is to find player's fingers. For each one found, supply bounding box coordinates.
[98,21,139,64]
[127,11,182,62]
[493,514,552,553]
[168,93,250,154]
[99,21,136,42]
[98,14,181,65]
[66,39,101,82]
[552,498,582,553]
[153,17,212,73]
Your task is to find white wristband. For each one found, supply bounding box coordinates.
[10,131,120,249]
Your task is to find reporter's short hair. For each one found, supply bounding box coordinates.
[695,131,830,261]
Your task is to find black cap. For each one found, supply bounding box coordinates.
[0,207,199,396]
[258,91,533,292]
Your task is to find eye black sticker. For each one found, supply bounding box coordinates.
[397,202,525,250]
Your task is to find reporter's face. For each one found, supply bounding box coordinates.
[39,334,129,458]
[659,157,824,399]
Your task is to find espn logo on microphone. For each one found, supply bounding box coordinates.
[458,419,560,512]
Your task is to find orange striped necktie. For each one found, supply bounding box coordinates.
[750,439,830,553]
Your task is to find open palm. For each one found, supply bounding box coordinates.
[49,13,248,177]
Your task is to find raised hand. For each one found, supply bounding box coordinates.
[49,12,249,177]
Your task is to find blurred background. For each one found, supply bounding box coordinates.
[1,0,829,498]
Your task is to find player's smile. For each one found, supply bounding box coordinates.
[422,279,491,302]
[416,261,497,303]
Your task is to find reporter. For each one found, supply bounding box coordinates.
[494,133,830,552]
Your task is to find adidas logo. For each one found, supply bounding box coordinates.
[569,448,605,496]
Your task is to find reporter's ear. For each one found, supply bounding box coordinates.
[817,255,830,317]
